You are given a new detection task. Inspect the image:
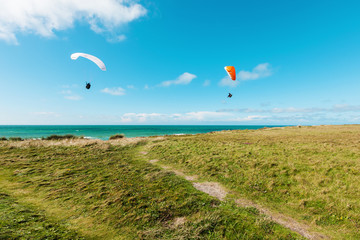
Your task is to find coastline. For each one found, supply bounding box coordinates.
[0,125,287,140]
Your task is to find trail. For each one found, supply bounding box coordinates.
[139,150,328,240]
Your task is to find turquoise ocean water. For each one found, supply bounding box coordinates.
[0,125,285,140]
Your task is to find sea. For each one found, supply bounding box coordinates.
[0,125,285,141]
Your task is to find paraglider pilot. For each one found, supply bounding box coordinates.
[71,53,106,90]
[227,93,232,98]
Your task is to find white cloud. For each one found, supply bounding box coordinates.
[160,72,197,87]
[120,113,165,123]
[238,63,272,80]
[219,63,272,87]
[64,95,82,100]
[118,111,231,123]
[219,75,238,87]
[217,104,360,114]
[107,34,127,43]
[213,104,360,124]
[203,80,210,87]
[101,87,126,96]
[60,90,72,95]
[332,104,360,112]
[59,87,82,100]
[0,0,147,44]
[231,115,269,122]
[174,111,231,121]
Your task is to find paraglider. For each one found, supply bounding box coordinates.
[224,66,236,81]
[224,66,236,98]
[71,53,106,89]
[85,82,91,89]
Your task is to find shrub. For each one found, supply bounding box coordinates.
[9,137,23,141]
[109,134,125,140]
[44,134,81,140]
[0,137,7,141]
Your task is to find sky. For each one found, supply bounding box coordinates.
[1,0,360,125]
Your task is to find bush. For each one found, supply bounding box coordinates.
[0,137,7,141]
[9,137,23,141]
[109,134,125,140]
[44,134,81,140]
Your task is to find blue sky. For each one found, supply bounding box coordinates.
[1,0,360,125]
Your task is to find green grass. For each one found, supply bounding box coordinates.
[0,140,302,239]
[146,125,360,239]
[0,191,85,239]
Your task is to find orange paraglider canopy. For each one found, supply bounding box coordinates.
[224,66,236,80]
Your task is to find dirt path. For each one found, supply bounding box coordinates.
[140,151,328,240]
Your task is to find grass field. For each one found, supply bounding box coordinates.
[0,138,302,239]
[1,125,359,239]
[146,125,360,239]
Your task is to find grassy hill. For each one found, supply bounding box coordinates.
[146,125,360,239]
[1,125,359,239]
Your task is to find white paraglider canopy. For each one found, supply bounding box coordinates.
[71,53,106,71]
